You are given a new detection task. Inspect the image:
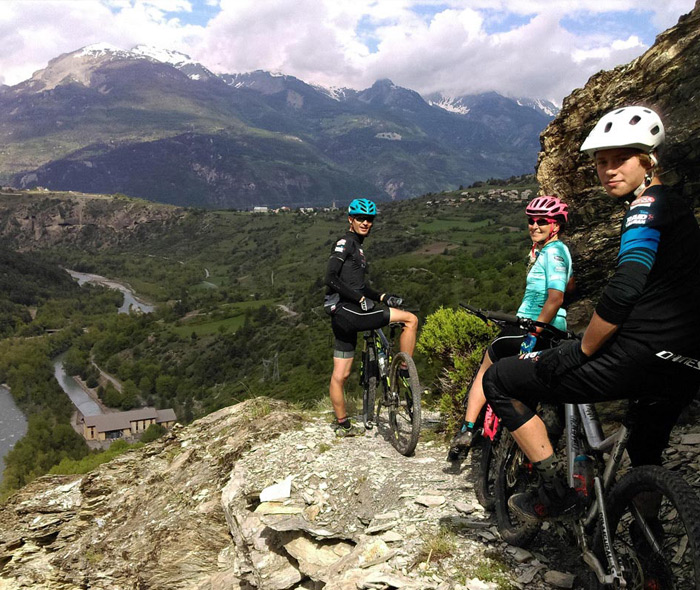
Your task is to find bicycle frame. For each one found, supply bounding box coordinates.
[564,402,633,586]
[362,327,393,380]
[482,404,500,442]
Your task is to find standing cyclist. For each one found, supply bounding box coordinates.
[324,198,419,437]
[448,196,573,460]
[483,106,700,521]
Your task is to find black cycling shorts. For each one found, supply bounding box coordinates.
[331,302,391,357]
[483,339,700,466]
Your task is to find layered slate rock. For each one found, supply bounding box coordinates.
[536,2,700,323]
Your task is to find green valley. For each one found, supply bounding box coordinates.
[0,178,539,496]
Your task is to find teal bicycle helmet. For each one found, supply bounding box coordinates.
[348,198,377,216]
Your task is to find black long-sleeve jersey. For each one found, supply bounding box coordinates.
[324,231,381,305]
[596,185,700,367]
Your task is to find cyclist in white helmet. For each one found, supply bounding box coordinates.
[448,196,574,460]
[483,106,700,521]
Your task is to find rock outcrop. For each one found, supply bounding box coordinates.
[536,2,700,321]
[2,398,700,590]
[0,189,183,249]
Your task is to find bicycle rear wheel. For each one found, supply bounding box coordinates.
[383,352,421,456]
[593,465,700,589]
[494,430,542,546]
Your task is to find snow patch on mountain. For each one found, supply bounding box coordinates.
[516,97,560,117]
[77,43,134,60]
[312,84,355,101]
[132,46,196,67]
[428,96,471,115]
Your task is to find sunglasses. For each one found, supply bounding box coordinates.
[527,217,556,226]
[353,216,375,223]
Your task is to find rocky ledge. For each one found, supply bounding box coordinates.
[2,398,700,590]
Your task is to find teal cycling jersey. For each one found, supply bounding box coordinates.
[517,240,572,330]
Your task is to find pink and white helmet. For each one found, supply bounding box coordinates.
[525,196,569,222]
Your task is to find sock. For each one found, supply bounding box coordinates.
[533,454,559,487]
[337,416,351,429]
[460,421,475,433]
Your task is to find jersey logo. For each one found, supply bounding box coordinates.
[552,255,564,263]
[334,239,347,253]
[657,350,700,371]
[625,213,649,227]
[630,196,656,209]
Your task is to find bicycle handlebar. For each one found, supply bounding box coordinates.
[459,302,577,341]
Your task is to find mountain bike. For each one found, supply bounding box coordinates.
[481,311,700,588]
[360,322,422,456]
[457,303,571,512]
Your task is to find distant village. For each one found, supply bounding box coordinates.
[250,187,535,214]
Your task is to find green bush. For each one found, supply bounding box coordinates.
[48,440,141,475]
[140,423,166,443]
[417,307,498,434]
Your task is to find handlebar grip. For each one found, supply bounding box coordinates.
[460,302,575,340]
[484,310,521,324]
[460,303,520,325]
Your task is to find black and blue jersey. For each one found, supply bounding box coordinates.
[596,185,700,362]
[325,231,381,305]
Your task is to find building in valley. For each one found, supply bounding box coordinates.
[83,408,177,441]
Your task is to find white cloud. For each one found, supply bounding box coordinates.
[0,0,694,103]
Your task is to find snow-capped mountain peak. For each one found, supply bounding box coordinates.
[130,45,216,81]
[132,45,196,67]
[77,43,135,60]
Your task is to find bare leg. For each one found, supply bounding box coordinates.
[389,308,418,355]
[511,414,553,462]
[329,357,354,421]
[464,354,492,423]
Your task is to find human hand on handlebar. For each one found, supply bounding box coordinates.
[534,340,589,386]
[383,294,403,308]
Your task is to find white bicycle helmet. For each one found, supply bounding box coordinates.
[580,106,665,158]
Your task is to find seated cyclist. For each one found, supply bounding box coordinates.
[483,106,700,521]
[448,196,573,460]
[324,198,418,437]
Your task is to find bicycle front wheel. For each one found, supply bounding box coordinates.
[593,465,700,590]
[384,352,421,456]
[475,438,498,511]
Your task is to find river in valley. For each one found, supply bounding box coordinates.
[66,270,155,314]
[0,271,155,482]
[0,386,28,484]
[53,352,103,417]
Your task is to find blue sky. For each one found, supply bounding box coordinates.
[0,0,695,102]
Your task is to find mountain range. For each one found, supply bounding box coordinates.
[0,43,557,208]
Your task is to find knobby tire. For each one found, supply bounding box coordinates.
[494,430,542,547]
[592,465,700,590]
[475,438,498,511]
[385,352,421,456]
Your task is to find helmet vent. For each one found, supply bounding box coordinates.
[629,115,641,125]
[650,125,661,136]
[604,122,613,133]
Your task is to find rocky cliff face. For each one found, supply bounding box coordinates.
[0,189,183,249]
[536,2,700,319]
